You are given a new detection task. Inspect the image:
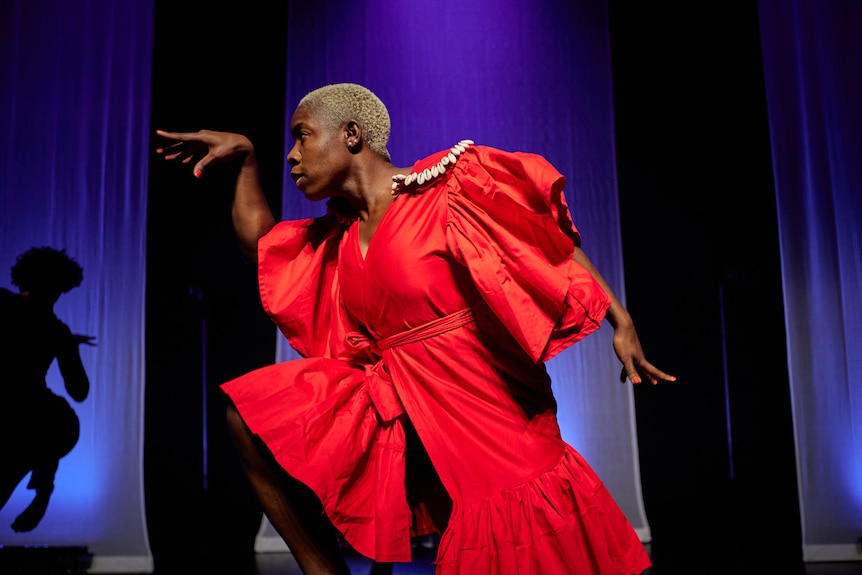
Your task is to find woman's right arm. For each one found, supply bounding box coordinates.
[156,129,276,263]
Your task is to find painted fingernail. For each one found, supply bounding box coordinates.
[194,170,202,178]
[632,376,642,384]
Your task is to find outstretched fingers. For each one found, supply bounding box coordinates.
[619,362,677,386]
[155,130,211,175]
[155,129,253,178]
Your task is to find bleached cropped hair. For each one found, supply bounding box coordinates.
[298,83,392,161]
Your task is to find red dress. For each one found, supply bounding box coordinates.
[221,143,652,574]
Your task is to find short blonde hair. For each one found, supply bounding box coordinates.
[298,83,391,161]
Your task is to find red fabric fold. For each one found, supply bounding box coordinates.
[222,358,414,561]
[436,447,652,575]
[444,146,612,363]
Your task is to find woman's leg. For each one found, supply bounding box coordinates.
[225,403,351,575]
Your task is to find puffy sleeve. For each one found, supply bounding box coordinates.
[443,145,612,363]
[257,215,352,359]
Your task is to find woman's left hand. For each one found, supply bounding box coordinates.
[612,322,675,385]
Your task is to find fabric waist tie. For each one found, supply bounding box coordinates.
[345,308,475,422]
[376,307,475,349]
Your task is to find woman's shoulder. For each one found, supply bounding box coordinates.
[392,140,476,196]
[393,140,562,198]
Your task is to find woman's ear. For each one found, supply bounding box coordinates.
[345,120,361,152]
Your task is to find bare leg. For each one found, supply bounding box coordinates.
[226,403,351,575]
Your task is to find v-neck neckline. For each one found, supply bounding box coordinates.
[356,195,399,261]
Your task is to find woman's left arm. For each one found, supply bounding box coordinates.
[572,246,676,385]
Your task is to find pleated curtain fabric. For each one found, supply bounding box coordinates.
[0,0,154,570]
[758,0,862,561]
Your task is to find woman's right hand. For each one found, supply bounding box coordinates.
[155,129,254,178]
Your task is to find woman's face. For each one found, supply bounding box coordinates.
[287,106,350,201]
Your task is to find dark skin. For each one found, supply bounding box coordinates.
[155,105,675,574]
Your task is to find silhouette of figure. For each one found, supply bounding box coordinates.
[0,246,94,532]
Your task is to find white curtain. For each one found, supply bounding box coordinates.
[758,0,862,562]
[0,0,154,571]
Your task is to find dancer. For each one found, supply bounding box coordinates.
[156,83,674,574]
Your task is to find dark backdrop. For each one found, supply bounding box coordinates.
[609,3,798,574]
[146,4,286,574]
